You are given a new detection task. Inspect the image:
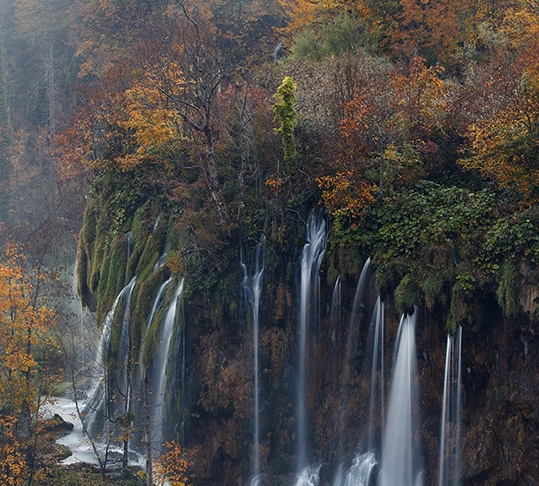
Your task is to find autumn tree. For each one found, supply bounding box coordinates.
[317,56,454,218]
[273,76,297,176]
[0,244,56,485]
[461,68,539,204]
[153,441,192,486]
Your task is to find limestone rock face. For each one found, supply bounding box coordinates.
[184,279,539,486]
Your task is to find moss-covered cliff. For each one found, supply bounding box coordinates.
[77,164,539,485]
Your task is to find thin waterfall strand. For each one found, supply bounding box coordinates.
[242,241,265,485]
[368,297,384,452]
[297,211,327,473]
[154,279,185,446]
[334,257,371,474]
[438,326,463,486]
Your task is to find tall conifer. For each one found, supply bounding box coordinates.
[0,26,12,224]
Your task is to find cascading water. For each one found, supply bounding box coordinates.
[118,277,136,417]
[339,452,377,486]
[147,277,172,333]
[330,276,341,348]
[241,240,265,486]
[294,465,322,486]
[296,210,327,481]
[367,296,384,452]
[153,279,185,448]
[153,244,168,272]
[333,258,371,483]
[85,277,137,438]
[341,258,372,396]
[438,326,462,486]
[177,320,188,447]
[379,312,424,486]
[333,293,381,486]
[126,231,133,262]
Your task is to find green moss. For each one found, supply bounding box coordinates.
[107,296,127,373]
[394,273,420,314]
[77,244,94,310]
[57,444,73,461]
[78,198,101,298]
[90,201,113,293]
[140,279,182,368]
[497,258,520,317]
[447,273,476,333]
[96,233,129,324]
[135,235,161,282]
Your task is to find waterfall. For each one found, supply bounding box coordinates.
[178,322,188,447]
[147,277,172,332]
[330,276,341,348]
[367,297,384,452]
[153,215,160,232]
[241,240,265,486]
[333,295,381,486]
[333,257,371,481]
[118,277,136,415]
[438,326,462,486]
[294,465,321,486]
[338,452,377,486]
[297,210,327,475]
[379,312,424,486]
[126,231,133,263]
[85,277,137,437]
[342,258,371,392]
[153,279,185,448]
[153,244,168,272]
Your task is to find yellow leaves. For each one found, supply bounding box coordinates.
[0,416,26,486]
[0,243,53,415]
[153,441,193,486]
[278,0,320,34]
[317,170,376,219]
[278,0,364,36]
[63,56,189,175]
[388,57,449,134]
[116,62,186,170]
[499,6,539,51]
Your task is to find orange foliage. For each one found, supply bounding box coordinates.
[0,417,26,486]
[153,441,193,486]
[461,67,539,204]
[0,244,55,485]
[119,60,187,171]
[0,244,54,405]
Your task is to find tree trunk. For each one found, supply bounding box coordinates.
[202,127,230,235]
[144,375,154,486]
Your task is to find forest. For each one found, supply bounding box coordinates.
[0,0,539,484]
